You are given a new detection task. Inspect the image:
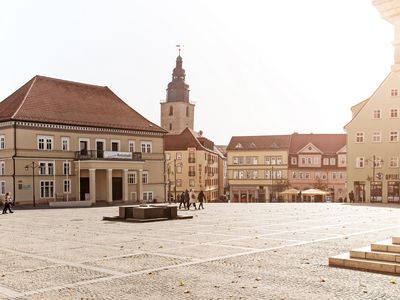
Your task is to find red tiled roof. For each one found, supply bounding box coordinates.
[289,133,346,154]
[0,75,166,133]
[227,135,291,151]
[165,128,222,156]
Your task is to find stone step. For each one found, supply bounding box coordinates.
[392,237,400,245]
[350,246,400,263]
[329,252,400,275]
[371,240,400,253]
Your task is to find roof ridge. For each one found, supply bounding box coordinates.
[11,76,37,119]
[35,75,108,89]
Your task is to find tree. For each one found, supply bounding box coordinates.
[313,178,328,191]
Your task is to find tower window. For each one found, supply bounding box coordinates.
[169,106,173,116]
[186,107,189,117]
[169,123,172,130]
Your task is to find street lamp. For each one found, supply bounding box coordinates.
[366,155,384,202]
[166,159,177,203]
[24,162,38,207]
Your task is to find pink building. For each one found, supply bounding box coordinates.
[288,133,347,202]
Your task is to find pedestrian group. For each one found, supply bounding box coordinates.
[2,192,14,214]
[178,189,205,210]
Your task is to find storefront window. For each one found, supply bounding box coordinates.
[370,181,382,202]
[388,181,400,202]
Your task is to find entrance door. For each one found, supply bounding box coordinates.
[80,178,90,201]
[112,178,122,201]
[96,141,104,158]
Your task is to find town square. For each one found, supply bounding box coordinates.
[1,0,400,298]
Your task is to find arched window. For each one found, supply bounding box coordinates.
[186,107,189,117]
[169,106,173,116]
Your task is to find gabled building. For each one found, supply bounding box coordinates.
[226,135,291,202]
[0,75,166,205]
[164,128,223,201]
[288,133,347,202]
[345,1,400,203]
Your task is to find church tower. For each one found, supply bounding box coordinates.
[160,52,195,134]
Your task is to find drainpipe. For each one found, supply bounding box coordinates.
[12,121,16,202]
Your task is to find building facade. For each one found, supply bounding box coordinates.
[345,1,400,203]
[0,76,166,205]
[160,54,195,134]
[227,135,291,202]
[288,133,347,202]
[165,128,222,201]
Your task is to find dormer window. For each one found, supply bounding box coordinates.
[249,142,256,149]
[235,143,243,149]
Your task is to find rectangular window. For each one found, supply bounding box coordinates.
[390,109,399,118]
[63,179,71,193]
[391,89,399,97]
[189,151,196,163]
[142,191,153,203]
[61,137,70,151]
[355,132,364,143]
[0,135,4,150]
[38,136,53,150]
[142,172,148,184]
[390,131,399,142]
[111,140,120,151]
[373,110,381,119]
[372,131,381,143]
[323,158,329,165]
[40,180,54,198]
[299,172,304,179]
[176,165,182,174]
[39,162,54,175]
[62,162,70,175]
[129,141,135,152]
[305,172,311,179]
[374,156,383,168]
[0,181,5,195]
[189,166,195,177]
[141,142,152,153]
[292,171,297,179]
[330,158,336,165]
[176,152,182,160]
[189,179,195,187]
[291,157,297,165]
[0,161,4,175]
[356,157,364,168]
[315,172,320,179]
[130,192,137,202]
[176,179,182,187]
[128,172,137,184]
[390,157,399,168]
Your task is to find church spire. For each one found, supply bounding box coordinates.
[166,48,190,102]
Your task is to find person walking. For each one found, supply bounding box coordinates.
[188,189,197,210]
[2,192,13,214]
[198,190,205,209]
[184,189,190,210]
[179,192,186,209]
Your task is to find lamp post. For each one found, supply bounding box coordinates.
[366,155,384,202]
[166,159,177,203]
[24,162,38,207]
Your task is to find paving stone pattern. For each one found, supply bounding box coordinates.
[0,204,400,299]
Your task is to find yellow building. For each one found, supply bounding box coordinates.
[165,128,223,201]
[227,135,291,202]
[345,1,400,203]
[0,76,166,205]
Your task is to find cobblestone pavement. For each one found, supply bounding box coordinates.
[1,203,400,299]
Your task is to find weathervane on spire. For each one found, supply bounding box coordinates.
[176,44,183,56]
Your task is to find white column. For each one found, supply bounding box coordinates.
[107,169,113,203]
[138,169,143,202]
[123,169,129,202]
[89,168,96,204]
[76,163,80,201]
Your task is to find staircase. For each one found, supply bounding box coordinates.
[329,237,400,275]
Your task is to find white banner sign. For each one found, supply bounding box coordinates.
[103,151,132,159]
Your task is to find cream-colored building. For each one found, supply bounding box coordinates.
[0,75,166,205]
[165,128,222,201]
[345,1,400,203]
[227,135,291,202]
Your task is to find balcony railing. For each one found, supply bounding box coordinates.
[75,150,142,161]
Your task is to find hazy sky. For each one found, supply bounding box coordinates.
[0,0,394,145]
